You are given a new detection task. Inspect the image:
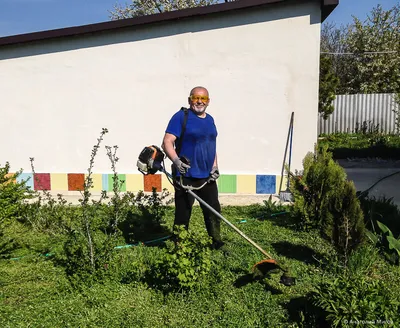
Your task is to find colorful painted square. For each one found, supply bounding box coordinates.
[50,173,68,190]
[126,174,144,192]
[85,174,103,191]
[102,174,109,191]
[16,173,34,190]
[34,173,51,190]
[218,175,237,193]
[107,174,126,192]
[144,174,162,192]
[256,175,276,194]
[4,173,16,184]
[68,173,85,191]
[236,175,256,194]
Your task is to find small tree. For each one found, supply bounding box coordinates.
[319,55,339,119]
[290,145,365,264]
[323,180,365,266]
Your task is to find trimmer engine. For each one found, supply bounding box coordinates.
[136,145,165,175]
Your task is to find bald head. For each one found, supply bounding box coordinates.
[190,86,209,97]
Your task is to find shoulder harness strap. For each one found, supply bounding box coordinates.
[175,107,189,156]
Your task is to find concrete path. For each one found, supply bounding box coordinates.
[338,159,400,207]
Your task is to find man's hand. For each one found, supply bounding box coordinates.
[172,157,191,174]
[210,166,220,181]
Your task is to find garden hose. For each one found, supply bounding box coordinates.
[10,235,172,261]
[357,170,400,199]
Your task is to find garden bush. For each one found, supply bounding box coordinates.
[290,145,365,264]
[318,132,400,159]
[0,162,34,222]
[360,195,400,238]
[0,162,34,259]
[118,188,172,243]
[310,274,399,327]
[152,225,212,291]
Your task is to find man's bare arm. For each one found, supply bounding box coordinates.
[162,133,178,161]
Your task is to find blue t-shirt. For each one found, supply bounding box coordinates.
[166,109,217,178]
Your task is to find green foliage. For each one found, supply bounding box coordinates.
[290,146,365,264]
[56,228,116,285]
[319,55,339,120]
[367,220,400,265]
[0,162,33,222]
[321,3,400,95]
[346,243,381,277]
[345,4,400,94]
[360,195,400,239]
[393,93,400,135]
[0,163,33,259]
[290,145,347,230]
[154,225,212,290]
[323,180,365,265]
[1,205,400,327]
[109,0,219,19]
[318,132,400,159]
[119,188,172,242]
[310,274,399,327]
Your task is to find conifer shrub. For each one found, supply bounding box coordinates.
[289,145,365,264]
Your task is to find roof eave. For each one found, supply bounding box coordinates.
[321,0,339,22]
[0,0,339,47]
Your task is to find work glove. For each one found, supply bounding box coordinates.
[172,157,191,175]
[209,166,220,181]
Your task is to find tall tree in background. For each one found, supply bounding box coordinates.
[321,3,400,95]
[320,22,353,95]
[110,0,235,19]
[345,3,400,94]
[318,55,339,119]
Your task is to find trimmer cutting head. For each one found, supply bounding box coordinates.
[252,259,280,274]
[251,259,296,286]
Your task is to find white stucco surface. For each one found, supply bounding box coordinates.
[0,1,321,176]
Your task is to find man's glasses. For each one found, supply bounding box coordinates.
[190,95,209,102]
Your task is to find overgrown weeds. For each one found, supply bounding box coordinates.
[1,132,400,327]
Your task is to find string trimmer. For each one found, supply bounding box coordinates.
[136,145,296,286]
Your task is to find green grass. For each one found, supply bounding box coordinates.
[1,205,399,327]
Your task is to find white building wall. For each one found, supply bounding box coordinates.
[0,2,321,192]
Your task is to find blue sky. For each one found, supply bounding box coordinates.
[0,0,397,37]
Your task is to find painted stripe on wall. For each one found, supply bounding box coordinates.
[9,172,285,194]
[256,175,276,194]
[236,175,256,194]
[86,174,103,191]
[107,174,126,192]
[34,173,50,190]
[126,174,144,192]
[218,175,237,193]
[16,173,34,190]
[68,173,85,191]
[51,173,68,190]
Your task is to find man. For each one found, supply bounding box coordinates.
[162,86,224,249]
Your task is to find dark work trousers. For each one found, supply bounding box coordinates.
[173,177,222,243]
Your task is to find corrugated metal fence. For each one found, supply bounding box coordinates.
[318,93,399,134]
